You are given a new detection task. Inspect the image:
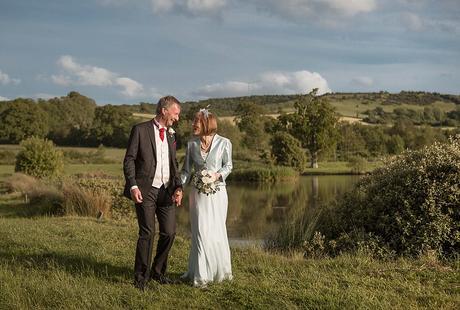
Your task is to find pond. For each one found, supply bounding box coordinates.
[176,175,362,243]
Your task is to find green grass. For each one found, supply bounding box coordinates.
[328,99,457,118]
[0,145,126,163]
[64,164,123,177]
[0,160,381,180]
[302,161,381,175]
[0,192,458,309]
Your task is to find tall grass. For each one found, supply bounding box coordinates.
[4,173,129,219]
[61,181,111,218]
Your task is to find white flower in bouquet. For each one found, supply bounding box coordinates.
[192,169,220,196]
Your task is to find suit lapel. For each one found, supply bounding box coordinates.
[147,121,157,157]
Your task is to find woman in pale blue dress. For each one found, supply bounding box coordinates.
[180,109,233,287]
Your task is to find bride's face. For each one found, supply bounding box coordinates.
[192,117,202,136]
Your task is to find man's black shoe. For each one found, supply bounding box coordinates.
[151,274,174,285]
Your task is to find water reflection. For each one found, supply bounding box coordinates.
[176,175,361,240]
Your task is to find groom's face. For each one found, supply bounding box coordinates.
[161,103,181,127]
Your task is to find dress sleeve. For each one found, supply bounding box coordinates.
[180,141,193,185]
[217,139,233,181]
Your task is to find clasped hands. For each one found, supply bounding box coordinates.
[130,187,184,207]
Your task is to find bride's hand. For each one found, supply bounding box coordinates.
[210,172,221,182]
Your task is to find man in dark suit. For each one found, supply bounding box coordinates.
[123,95,183,290]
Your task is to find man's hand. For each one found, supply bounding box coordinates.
[130,188,143,204]
[173,188,183,207]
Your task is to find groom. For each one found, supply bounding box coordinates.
[123,95,183,290]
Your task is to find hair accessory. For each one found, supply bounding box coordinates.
[199,105,211,119]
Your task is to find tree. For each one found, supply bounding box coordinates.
[286,89,339,168]
[41,91,97,145]
[234,102,272,155]
[270,131,307,171]
[0,99,49,143]
[15,137,64,179]
[89,105,135,147]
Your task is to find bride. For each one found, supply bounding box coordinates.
[180,108,233,287]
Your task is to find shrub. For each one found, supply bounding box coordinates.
[15,137,64,179]
[270,132,307,172]
[61,180,112,218]
[347,156,367,174]
[336,136,460,257]
[71,175,134,220]
[270,136,460,258]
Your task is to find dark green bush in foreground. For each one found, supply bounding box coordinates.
[271,136,460,258]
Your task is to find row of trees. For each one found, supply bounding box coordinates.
[227,90,458,169]
[0,92,135,147]
[364,106,460,126]
[1,90,458,170]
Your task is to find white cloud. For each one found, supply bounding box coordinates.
[351,76,374,87]
[57,55,115,86]
[0,95,9,101]
[402,12,424,31]
[0,70,21,85]
[193,70,331,98]
[52,55,145,98]
[151,0,226,16]
[116,77,144,97]
[250,0,376,22]
[51,74,72,86]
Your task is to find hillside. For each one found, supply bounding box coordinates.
[129,91,460,126]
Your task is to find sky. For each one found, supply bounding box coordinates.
[0,0,459,104]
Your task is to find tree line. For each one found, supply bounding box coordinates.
[0,91,459,170]
[0,92,135,148]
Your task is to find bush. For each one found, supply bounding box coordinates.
[347,156,367,174]
[15,137,64,179]
[61,180,112,218]
[270,132,307,172]
[72,174,134,220]
[335,136,460,257]
[270,136,460,258]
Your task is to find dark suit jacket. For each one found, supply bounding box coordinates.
[123,120,182,200]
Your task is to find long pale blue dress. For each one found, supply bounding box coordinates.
[181,134,233,286]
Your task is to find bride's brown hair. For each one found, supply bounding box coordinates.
[195,111,217,136]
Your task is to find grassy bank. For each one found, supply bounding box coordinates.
[0,193,458,309]
[302,161,381,175]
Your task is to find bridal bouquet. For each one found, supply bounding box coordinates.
[192,169,220,196]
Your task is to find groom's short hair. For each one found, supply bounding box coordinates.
[156,96,181,115]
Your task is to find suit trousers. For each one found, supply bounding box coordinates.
[134,185,176,284]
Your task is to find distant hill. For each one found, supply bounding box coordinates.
[125,91,460,126]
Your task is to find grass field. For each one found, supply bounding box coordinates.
[0,191,458,309]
